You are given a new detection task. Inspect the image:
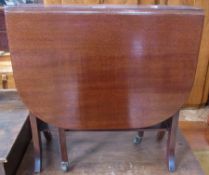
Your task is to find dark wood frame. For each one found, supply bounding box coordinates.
[5,5,203,174]
[0,118,31,175]
[29,114,52,173]
[30,112,179,173]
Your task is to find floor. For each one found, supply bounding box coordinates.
[14,106,209,175]
[180,121,209,175]
[17,129,204,175]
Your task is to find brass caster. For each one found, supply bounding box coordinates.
[168,156,176,173]
[133,135,142,145]
[60,161,69,172]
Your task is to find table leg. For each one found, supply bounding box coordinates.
[167,112,179,172]
[58,128,69,172]
[29,114,42,173]
[38,119,52,142]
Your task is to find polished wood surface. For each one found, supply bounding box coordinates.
[42,0,209,107]
[5,5,204,130]
[2,0,208,107]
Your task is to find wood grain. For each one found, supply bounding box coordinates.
[40,0,209,107]
[103,0,137,4]
[167,0,194,5]
[188,0,209,106]
[138,0,156,4]
[44,0,62,4]
[5,5,204,130]
[166,0,209,107]
[62,0,100,5]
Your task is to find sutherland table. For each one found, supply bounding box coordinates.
[5,5,204,173]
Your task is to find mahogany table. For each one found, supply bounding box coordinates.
[5,5,204,173]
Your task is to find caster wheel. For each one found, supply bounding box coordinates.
[168,157,176,173]
[133,135,142,145]
[60,161,69,172]
[169,165,176,173]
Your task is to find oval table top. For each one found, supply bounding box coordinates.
[5,5,204,129]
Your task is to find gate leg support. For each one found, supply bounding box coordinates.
[58,128,69,172]
[29,114,42,173]
[167,112,179,172]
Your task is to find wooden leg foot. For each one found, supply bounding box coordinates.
[30,114,42,173]
[167,112,179,173]
[157,131,165,141]
[38,119,52,142]
[43,130,52,142]
[58,128,69,172]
